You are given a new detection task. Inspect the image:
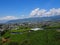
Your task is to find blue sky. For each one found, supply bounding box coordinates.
[0,0,60,20]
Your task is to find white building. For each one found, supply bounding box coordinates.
[31,28,43,31]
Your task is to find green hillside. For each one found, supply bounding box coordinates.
[1,29,60,45]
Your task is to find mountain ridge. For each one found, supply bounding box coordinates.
[5,15,60,23]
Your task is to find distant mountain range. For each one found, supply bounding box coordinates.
[0,15,60,24]
[0,20,8,23]
[6,15,60,24]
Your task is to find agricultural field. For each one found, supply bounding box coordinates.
[1,29,60,45]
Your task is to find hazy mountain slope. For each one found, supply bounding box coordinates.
[7,15,60,23]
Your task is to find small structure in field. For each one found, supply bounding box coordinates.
[31,28,43,31]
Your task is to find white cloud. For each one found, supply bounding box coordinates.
[0,16,19,20]
[0,8,60,21]
[30,8,39,17]
[30,8,60,17]
[37,9,46,17]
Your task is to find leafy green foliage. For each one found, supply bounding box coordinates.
[2,29,60,45]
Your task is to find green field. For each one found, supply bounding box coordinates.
[1,29,60,45]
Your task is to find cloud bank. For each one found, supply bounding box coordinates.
[30,8,60,17]
[0,16,19,20]
[0,8,60,20]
